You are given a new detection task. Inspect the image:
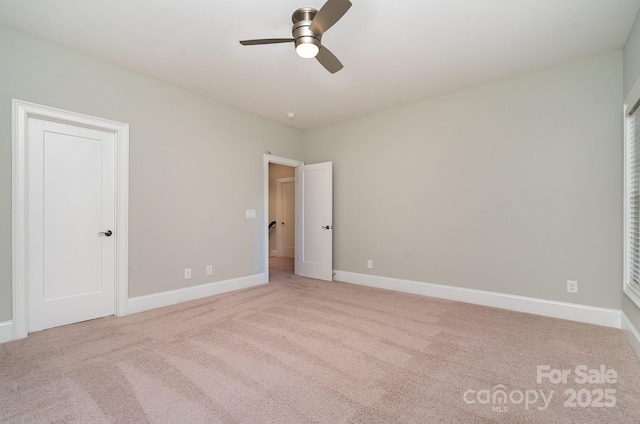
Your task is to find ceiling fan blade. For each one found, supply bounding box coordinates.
[239,38,294,46]
[316,45,343,73]
[310,0,352,35]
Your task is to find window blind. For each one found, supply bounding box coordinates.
[629,106,640,288]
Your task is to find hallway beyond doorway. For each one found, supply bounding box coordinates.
[269,256,294,274]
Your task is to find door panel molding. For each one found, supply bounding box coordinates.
[12,99,129,340]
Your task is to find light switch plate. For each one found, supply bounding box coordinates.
[246,209,256,219]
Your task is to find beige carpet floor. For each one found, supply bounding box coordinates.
[2,268,640,423]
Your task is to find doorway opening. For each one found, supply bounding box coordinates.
[263,154,303,282]
[269,164,295,274]
[263,154,334,283]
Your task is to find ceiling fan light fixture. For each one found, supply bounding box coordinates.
[295,37,320,58]
[239,0,352,72]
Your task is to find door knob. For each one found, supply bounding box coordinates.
[321,225,332,229]
[99,230,113,237]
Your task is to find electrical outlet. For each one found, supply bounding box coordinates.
[206,265,213,276]
[367,259,373,269]
[567,280,578,294]
[184,268,192,279]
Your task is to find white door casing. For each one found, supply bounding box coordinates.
[295,162,333,281]
[277,177,295,258]
[12,99,129,340]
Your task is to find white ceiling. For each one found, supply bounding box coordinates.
[0,1,639,129]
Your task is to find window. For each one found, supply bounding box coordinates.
[625,81,640,308]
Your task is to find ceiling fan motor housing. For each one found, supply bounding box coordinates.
[292,7,321,50]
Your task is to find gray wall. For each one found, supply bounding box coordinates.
[303,52,623,309]
[624,12,640,330]
[624,11,640,97]
[0,27,303,321]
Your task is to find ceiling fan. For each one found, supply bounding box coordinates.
[239,0,352,74]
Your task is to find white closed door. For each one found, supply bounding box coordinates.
[295,162,333,281]
[27,118,116,332]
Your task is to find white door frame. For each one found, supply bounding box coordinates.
[263,154,303,282]
[276,177,295,257]
[12,99,129,340]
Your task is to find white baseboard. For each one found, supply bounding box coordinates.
[0,321,13,343]
[127,274,266,315]
[334,271,621,328]
[622,313,640,361]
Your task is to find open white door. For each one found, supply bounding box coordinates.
[295,162,333,281]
